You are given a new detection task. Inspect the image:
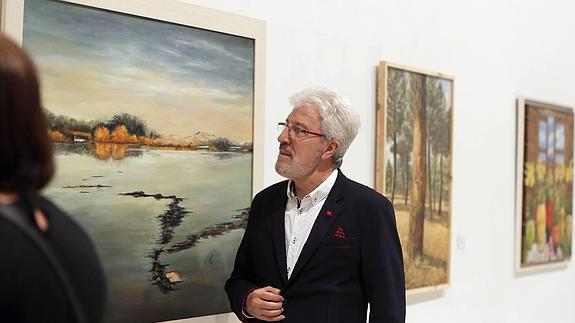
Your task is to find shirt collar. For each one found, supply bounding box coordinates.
[286,169,338,207]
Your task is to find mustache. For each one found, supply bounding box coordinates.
[279,144,294,155]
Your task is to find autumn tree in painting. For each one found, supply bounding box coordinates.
[107,113,152,138]
[111,125,138,143]
[93,126,110,142]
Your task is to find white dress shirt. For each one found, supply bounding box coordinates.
[284,169,338,279]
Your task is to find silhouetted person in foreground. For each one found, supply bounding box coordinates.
[0,34,106,323]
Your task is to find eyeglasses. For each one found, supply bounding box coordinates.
[277,122,324,138]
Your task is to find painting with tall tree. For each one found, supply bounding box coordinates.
[0,0,265,321]
[376,61,453,292]
[516,98,573,273]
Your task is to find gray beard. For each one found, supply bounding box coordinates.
[275,151,322,179]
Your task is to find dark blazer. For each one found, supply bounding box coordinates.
[225,170,405,323]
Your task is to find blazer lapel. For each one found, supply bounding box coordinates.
[286,171,346,284]
[271,192,289,286]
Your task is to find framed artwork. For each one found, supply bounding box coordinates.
[376,61,453,293]
[2,0,265,322]
[516,98,573,273]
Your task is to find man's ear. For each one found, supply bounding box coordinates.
[322,139,341,161]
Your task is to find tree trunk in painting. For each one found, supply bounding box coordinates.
[433,154,440,217]
[391,134,397,203]
[409,73,427,263]
[427,139,434,218]
[404,156,409,205]
[438,153,444,217]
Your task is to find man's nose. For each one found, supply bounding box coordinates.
[278,126,289,143]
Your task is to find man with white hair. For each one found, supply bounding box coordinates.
[225,88,405,323]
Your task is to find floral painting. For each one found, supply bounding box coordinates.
[518,99,573,270]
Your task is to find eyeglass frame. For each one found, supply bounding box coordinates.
[277,122,325,138]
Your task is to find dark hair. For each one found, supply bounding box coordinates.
[0,34,54,195]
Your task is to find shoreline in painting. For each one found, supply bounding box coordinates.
[53,141,251,161]
[46,110,253,155]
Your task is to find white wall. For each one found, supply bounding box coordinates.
[176,0,575,322]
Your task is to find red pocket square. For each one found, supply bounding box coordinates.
[334,226,346,239]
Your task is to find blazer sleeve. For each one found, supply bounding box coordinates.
[360,196,406,323]
[224,195,261,322]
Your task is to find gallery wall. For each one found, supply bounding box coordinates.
[175,0,575,322]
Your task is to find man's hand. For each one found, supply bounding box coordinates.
[244,286,285,321]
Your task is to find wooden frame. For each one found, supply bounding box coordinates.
[376,61,454,295]
[2,1,264,322]
[515,97,573,274]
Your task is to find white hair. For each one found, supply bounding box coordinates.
[289,87,360,167]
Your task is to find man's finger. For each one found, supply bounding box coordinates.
[260,291,284,302]
[255,299,283,310]
[262,286,282,294]
[261,308,284,317]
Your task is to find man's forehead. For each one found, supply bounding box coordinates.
[286,105,320,124]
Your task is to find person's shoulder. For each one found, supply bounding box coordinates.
[341,175,392,206]
[35,196,62,212]
[253,179,288,201]
[35,196,72,223]
[35,196,93,240]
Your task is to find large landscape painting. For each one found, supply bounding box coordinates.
[376,62,453,292]
[23,0,256,321]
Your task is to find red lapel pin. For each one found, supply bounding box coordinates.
[325,210,333,217]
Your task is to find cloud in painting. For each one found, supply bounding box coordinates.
[23,0,254,142]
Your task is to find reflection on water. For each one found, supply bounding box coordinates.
[209,152,234,160]
[53,142,143,160]
[95,143,129,160]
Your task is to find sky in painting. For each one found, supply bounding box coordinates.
[23,0,254,143]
